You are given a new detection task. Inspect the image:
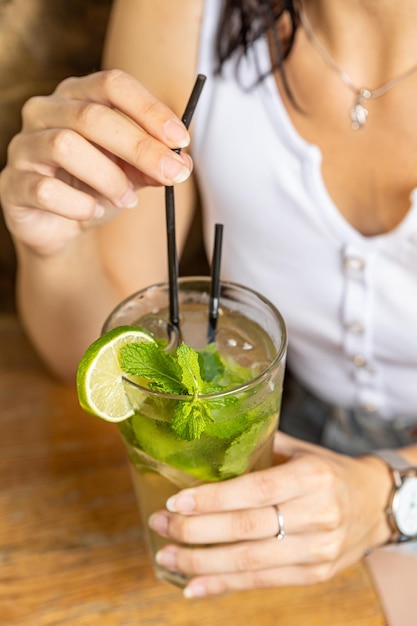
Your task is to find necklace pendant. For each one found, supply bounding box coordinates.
[300,8,417,132]
[350,94,368,130]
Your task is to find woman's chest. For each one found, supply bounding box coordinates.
[303,116,417,236]
[281,61,417,237]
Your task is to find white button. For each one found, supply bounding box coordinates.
[343,256,365,273]
[346,321,365,334]
[353,354,366,366]
[360,402,378,413]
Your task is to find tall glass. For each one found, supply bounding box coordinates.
[103,277,287,587]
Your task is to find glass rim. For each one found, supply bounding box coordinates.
[104,276,287,400]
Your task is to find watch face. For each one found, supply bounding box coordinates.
[394,476,417,537]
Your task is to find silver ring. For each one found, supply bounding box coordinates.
[274,505,286,540]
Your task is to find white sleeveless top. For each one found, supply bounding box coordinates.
[191,0,417,421]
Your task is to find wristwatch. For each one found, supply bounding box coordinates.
[372,449,417,542]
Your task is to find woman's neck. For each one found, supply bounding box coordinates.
[301,0,417,87]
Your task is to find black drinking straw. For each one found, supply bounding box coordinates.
[208,223,224,343]
[165,186,179,329]
[165,74,207,334]
[180,74,206,132]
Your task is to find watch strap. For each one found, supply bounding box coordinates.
[371,449,417,542]
[371,449,412,471]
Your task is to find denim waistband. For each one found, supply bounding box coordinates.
[279,371,417,456]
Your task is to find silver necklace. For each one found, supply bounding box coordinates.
[299,7,417,130]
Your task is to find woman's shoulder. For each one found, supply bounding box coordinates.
[102,0,206,116]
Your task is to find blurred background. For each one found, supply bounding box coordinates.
[0,0,114,313]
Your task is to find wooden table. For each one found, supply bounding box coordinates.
[0,314,387,626]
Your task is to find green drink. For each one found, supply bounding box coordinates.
[100,277,287,587]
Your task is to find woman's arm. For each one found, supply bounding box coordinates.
[0,0,204,380]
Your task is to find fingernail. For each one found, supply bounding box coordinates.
[181,152,193,172]
[117,187,138,209]
[164,119,190,148]
[148,512,169,535]
[166,491,195,513]
[183,584,207,599]
[155,546,178,570]
[161,155,191,184]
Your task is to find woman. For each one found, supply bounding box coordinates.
[1,0,417,598]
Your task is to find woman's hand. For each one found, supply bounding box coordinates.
[0,69,192,257]
[148,432,392,597]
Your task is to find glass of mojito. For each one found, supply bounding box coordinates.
[99,276,287,587]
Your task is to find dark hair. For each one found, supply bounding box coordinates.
[216,0,300,95]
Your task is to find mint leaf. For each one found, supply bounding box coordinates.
[219,414,275,479]
[172,343,223,440]
[119,339,258,443]
[217,358,254,388]
[199,344,253,388]
[204,408,248,439]
[176,342,204,394]
[198,343,225,382]
[119,342,185,394]
[218,419,267,478]
[172,398,212,440]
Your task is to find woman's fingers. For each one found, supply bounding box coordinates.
[22,95,193,187]
[182,562,336,598]
[2,168,99,220]
[150,505,284,544]
[165,454,332,516]
[176,530,371,598]
[53,70,191,149]
[21,69,194,188]
[1,69,196,258]
[151,488,343,547]
[1,172,99,255]
[8,129,139,209]
[155,533,341,580]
